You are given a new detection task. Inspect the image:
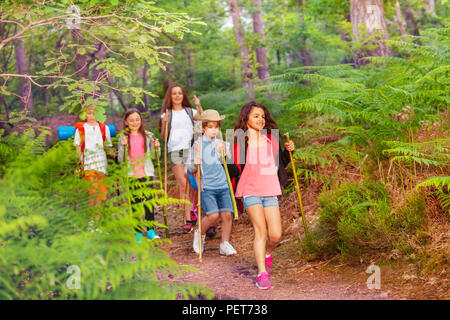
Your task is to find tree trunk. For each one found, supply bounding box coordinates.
[13,38,33,114]
[142,62,150,115]
[251,0,270,81]
[71,29,90,80]
[186,47,196,88]
[297,0,312,67]
[395,1,407,41]
[229,0,254,98]
[350,0,391,65]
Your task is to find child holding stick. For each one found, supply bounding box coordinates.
[185,110,237,256]
[118,108,161,242]
[229,101,295,290]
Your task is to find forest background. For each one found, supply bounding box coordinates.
[0,0,448,299]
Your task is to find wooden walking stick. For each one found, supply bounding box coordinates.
[155,146,169,238]
[219,131,239,220]
[163,120,169,237]
[285,133,309,235]
[195,136,203,262]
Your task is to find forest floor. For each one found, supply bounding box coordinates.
[155,178,448,300]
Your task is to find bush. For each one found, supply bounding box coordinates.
[300,181,429,261]
[0,127,211,299]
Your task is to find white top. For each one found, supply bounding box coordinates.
[73,123,112,174]
[161,108,198,153]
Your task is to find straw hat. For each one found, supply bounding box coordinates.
[200,109,225,122]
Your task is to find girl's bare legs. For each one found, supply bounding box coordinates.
[264,206,282,256]
[246,205,282,275]
[246,205,268,275]
[171,163,191,221]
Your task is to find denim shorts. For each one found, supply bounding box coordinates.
[201,188,233,215]
[242,195,279,211]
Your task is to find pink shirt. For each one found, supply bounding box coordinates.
[235,136,281,198]
[129,133,145,177]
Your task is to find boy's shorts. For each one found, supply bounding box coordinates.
[168,149,190,166]
[242,195,279,211]
[83,169,108,201]
[201,188,233,215]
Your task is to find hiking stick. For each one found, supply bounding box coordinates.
[183,171,189,226]
[219,131,238,220]
[195,136,203,262]
[285,133,309,235]
[155,146,169,238]
[163,120,169,238]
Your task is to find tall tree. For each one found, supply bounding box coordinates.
[229,0,255,97]
[350,0,391,64]
[395,1,407,41]
[13,38,33,114]
[251,0,270,81]
[297,0,312,67]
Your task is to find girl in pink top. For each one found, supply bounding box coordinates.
[229,101,295,290]
[119,109,161,242]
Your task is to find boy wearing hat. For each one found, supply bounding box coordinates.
[185,109,237,256]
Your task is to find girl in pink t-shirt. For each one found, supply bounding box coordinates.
[229,101,295,290]
[119,109,161,242]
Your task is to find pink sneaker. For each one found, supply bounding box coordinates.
[265,254,273,275]
[255,272,272,290]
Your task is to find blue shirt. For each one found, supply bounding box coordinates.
[186,136,230,190]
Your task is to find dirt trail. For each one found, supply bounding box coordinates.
[156,200,400,300]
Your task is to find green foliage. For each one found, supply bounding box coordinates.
[0,127,211,299]
[300,181,429,261]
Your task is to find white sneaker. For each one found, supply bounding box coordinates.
[193,229,205,254]
[219,241,237,255]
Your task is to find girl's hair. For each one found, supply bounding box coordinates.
[234,101,279,133]
[233,101,280,152]
[123,108,148,155]
[160,83,193,115]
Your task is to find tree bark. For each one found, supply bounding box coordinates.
[229,0,254,98]
[13,38,33,114]
[395,1,407,41]
[71,29,90,80]
[251,0,270,81]
[350,0,391,65]
[297,0,312,67]
[142,62,150,114]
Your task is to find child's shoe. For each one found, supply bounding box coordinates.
[255,272,272,290]
[265,253,273,275]
[219,241,237,255]
[135,233,144,244]
[184,220,194,233]
[190,209,198,226]
[206,226,216,238]
[147,229,160,240]
[193,229,205,254]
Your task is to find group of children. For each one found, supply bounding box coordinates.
[74,83,295,290]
